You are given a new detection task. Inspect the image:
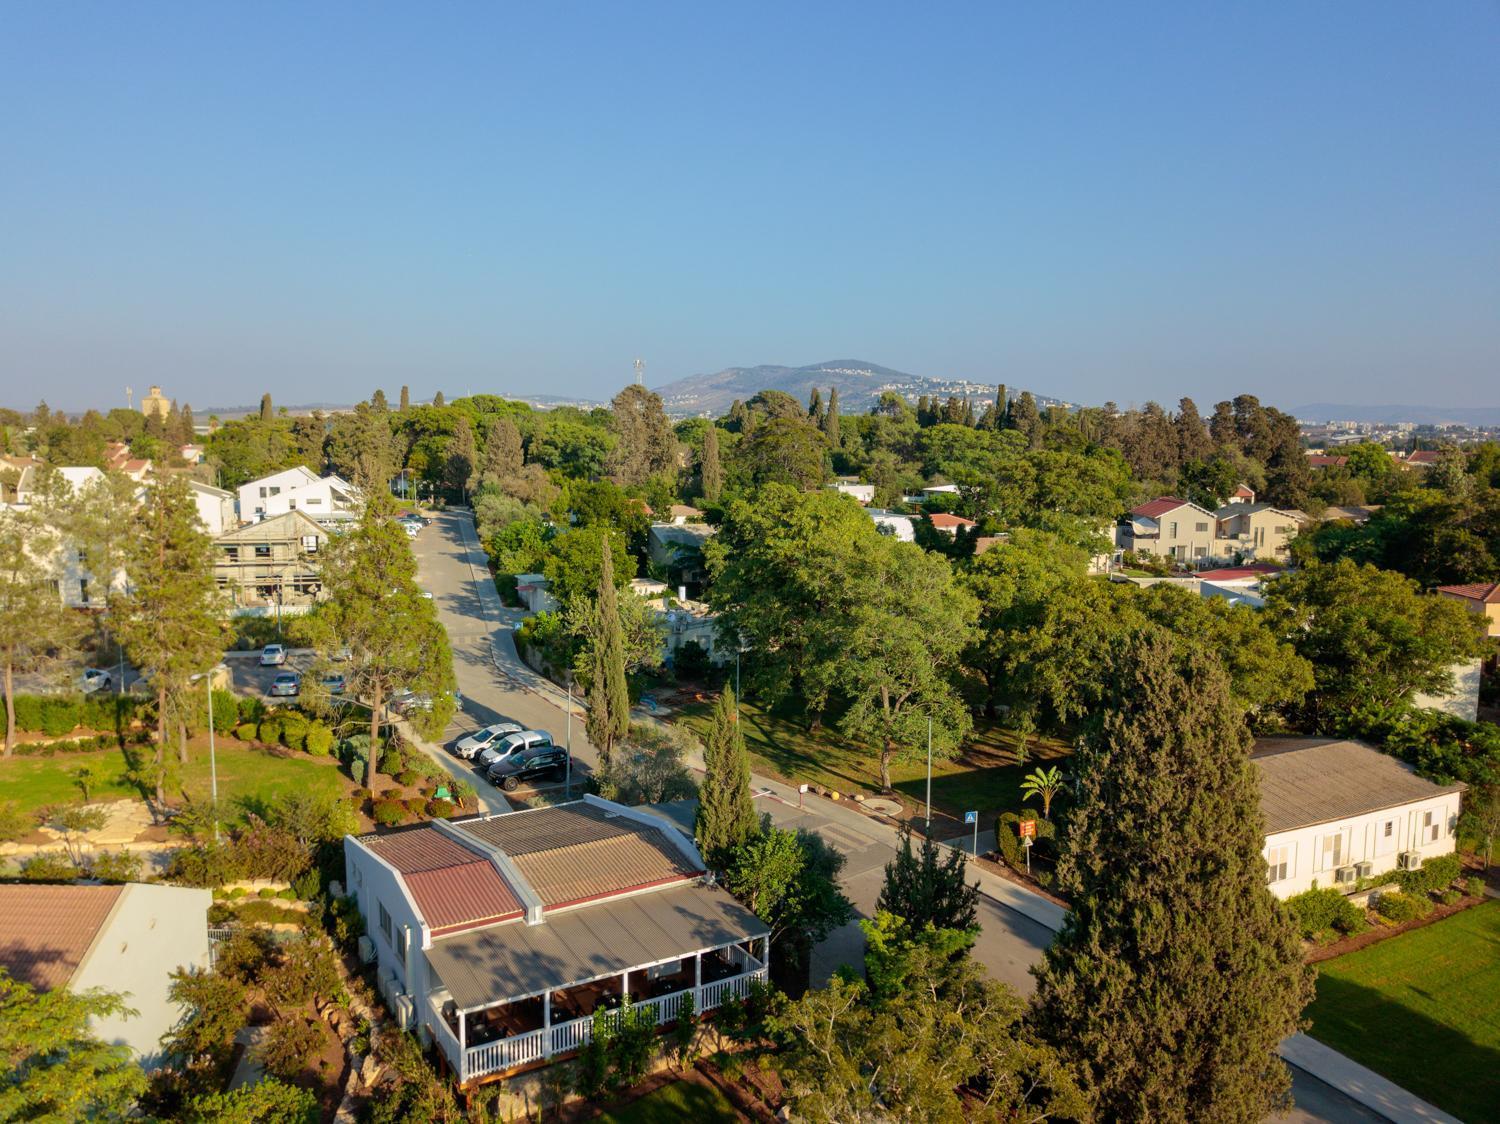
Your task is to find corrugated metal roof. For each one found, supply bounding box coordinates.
[1130,497,1193,519]
[457,803,630,857]
[0,884,123,990]
[426,882,769,1010]
[364,825,486,872]
[1254,739,1463,834]
[364,826,523,933]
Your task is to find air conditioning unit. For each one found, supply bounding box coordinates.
[1354,861,1374,879]
[1398,850,1422,871]
[393,994,415,1032]
[357,935,376,964]
[1333,866,1357,885]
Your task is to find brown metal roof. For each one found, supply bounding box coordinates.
[1254,739,1463,835]
[364,826,523,933]
[426,881,768,1010]
[0,884,123,990]
[456,802,636,857]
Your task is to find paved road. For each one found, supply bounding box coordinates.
[414,510,1380,1124]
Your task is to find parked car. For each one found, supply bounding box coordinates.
[397,688,463,716]
[330,646,352,662]
[260,644,287,666]
[487,744,568,791]
[320,673,346,695]
[452,721,525,760]
[403,523,420,539]
[419,589,433,599]
[478,729,553,772]
[76,668,113,693]
[268,672,301,698]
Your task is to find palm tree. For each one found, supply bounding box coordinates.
[1020,764,1066,820]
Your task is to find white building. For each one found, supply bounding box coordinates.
[514,573,558,614]
[629,578,726,665]
[867,509,916,542]
[1257,739,1462,899]
[237,466,360,525]
[827,480,875,505]
[0,883,211,1068]
[188,479,236,537]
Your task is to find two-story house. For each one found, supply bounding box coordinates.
[214,509,329,608]
[1119,498,1217,562]
[237,466,360,526]
[1213,502,1306,562]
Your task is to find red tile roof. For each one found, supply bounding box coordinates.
[927,513,976,529]
[1305,454,1348,467]
[363,827,523,934]
[1405,450,1441,466]
[1130,497,1193,519]
[0,884,123,990]
[1438,582,1500,604]
[1231,484,1256,499]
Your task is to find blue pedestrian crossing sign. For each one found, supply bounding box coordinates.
[964,810,977,824]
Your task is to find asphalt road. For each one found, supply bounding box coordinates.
[413,510,1379,1124]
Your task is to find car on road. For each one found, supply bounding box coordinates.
[477,729,554,772]
[77,668,114,693]
[268,672,301,697]
[330,646,352,662]
[487,744,569,791]
[403,523,420,539]
[419,589,433,599]
[260,644,287,666]
[392,687,463,717]
[452,721,524,760]
[320,673,346,695]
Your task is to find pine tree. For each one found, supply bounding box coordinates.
[694,686,756,862]
[113,475,225,801]
[585,535,630,765]
[371,388,388,411]
[1032,630,1313,1122]
[259,393,273,422]
[606,384,675,486]
[1175,396,1213,467]
[876,825,978,932]
[726,399,749,433]
[1009,391,1041,447]
[399,385,410,411]
[700,425,723,503]
[480,417,523,485]
[822,387,840,447]
[445,416,478,498]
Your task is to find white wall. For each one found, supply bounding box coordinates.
[343,839,433,1015]
[1263,792,1462,899]
[70,884,211,1068]
[239,468,358,523]
[1412,658,1483,723]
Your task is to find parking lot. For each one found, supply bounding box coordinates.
[434,707,590,799]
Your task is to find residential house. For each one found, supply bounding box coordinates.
[342,798,769,1086]
[188,479,235,536]
[1412,659,1483,723]
[1437,582,1500,640]
[0,882,211,1067]
[238,466,360,525]
[1119,498,1217,562]
[647,522,716,588]
[1229,483,1257,502]
[1395,450,1442,471]
[1321,504,1380,524]
[0,455,40,505]
[1304,453,1348,469]
[663,504,704,525]
[920,483,961,499]
[827,480,875,505]
[179,443,206,464]
[1257,739,1462,899]
[514,573,558,614]
[867,509,916,542]
[926,512,976,537]
[1213,503,1306,562]
[629,578,726,665]
[214,509,329,609]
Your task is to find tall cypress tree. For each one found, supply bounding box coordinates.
[1032,630,1312,1122]
[433,390,445,408]
[699,425,723,504]
[399,385,410,411]
[822,387,840,447]
[807,387,825,426]
[585,535,630,765]
[694,686,756,862]
[259,393,273,422]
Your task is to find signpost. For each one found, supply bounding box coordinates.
[798,783,808,809]
[964,810,978,855]
[1020,817,1036,874]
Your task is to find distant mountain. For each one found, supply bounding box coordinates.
[654,359,1066,416]
[1293,403,1500,426]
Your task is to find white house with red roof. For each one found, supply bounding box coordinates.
[1119,497,1217,562]
[926,511,977,537]
[1437,582,1500,640]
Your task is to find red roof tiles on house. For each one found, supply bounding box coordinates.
[1405,450,1442,466]
[1129,497,1193,520]
[1305,454,1348,468]
[0,884,123,990]
[1438,582,1500,604]
[363,826,523,934]
[927,512,976,529]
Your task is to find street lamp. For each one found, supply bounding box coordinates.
[925,716,933,835]
[564,673,574,798]
[206,673,220,844]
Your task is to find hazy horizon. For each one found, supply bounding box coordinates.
[2,4,1496,411]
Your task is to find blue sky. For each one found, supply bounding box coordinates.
[1,2,1496,411]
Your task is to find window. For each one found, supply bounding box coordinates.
[378,902,393,945]
[269,486,281,496]
[1168,521,1178,538]
[254,544,271,559]
[1319,833,1342,871]
[79,579,90,604]
[259,487,267,498]
[306,496,322,505]
[1424,810,1441,843]
[395,926,409,960]
[1384,821,1394,838]
[1195,522,1209,533]
[223,546,238,561]
[1266,845,1290,884]
[288,499,296,510]
[1193,546,1208,557]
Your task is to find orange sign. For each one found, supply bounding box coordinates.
[1019,819,1037,840]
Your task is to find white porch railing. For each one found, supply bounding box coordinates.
[448,967,768,1083]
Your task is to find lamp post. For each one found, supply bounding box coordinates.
[924,716,933,835]
[206,673,220,844]
[564,675,573,798]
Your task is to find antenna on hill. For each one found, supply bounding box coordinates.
[634,358,644,386]
[125,386,133,410]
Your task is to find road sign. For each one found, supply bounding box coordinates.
[1019,818,1036,840]
[964,810,977,824]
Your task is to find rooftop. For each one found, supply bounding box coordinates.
[361,825,523,934]
[1130,496,1196,520]
[0,884,123,990]
[1438,582,1500,605]
[927,512,976,529]
[1253,739,1463,834]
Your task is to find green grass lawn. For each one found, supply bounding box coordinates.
[0,738,350,825]
[1305,900,1500,1123]
[675,699,1071,832]
[594,1079,742,1123]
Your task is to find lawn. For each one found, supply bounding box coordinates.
[0,737,351,825]
[674,699,1071,832]
[594,1078,742,1123]
[1305,900,1500,1123]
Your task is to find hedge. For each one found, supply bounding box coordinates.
[1284,887,1369,940]
[9,693,148,736]
[1375,891,1433,923]
[371,799,406,827]
[995,811,1057,884]
[304,723,334,756]
[9,732,148,756]
[1396,853,1462,896]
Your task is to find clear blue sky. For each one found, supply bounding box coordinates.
[1,2,1496,411]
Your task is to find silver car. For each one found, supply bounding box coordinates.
[453,721,524,760]
[477,730,553,773]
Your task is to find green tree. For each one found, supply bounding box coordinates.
[699,423,723,503]
[185,1078,319,1124]
[259,393,273,422]
[734,416,828,491]
[543,524,632,609]
[1263,558,1484,723]
[113,474,225,800]
[606,383,676,486]
[305,496,456,745]
[876,826,978,932]
[479,416,524,485]
[444,415,478,498]
[0,970,145,1122]
[583,534,630,765]
[1032,631,1312,1121]
[325,402,397,491]
[694,687,756,862]
[1019,764,1066,819]
[399,385,410,411]
[822,386,840,447]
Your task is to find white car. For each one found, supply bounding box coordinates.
[453,721,525,760]
[476,729,553,772]
[259,644,287,667]
[77,668,113,693]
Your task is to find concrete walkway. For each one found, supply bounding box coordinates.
[1277,1035,1462,1124]
[392,716,511,816]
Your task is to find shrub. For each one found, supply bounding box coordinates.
[167,843,244,888]
[1398,853,1462,896]
[234,723,259,742]
[291,868,321,900]
[258,887,279,899]
[86,850,143,883]
[1440,889,1462,906]
[255,1014,325,1080]
[304,722,334,756]
[79,694,145,733]
[425,798,454,819]
[396,770,419,787]
[11,733,132,756]
[0,801,35,843]
[404,797,427,815]
[231,900,310,927]
[278,711,310,750]
[235,818,312,882]
[1465,876,1484,897]
[449,778,477,809]
[229,886,249,899]
[1284,887,1368,940]
[995,811,1056,870]
[371,799,406,827]
[1375,891,1433,923]
[238,696,265,724]
[258,717,285,746]
[20,851,80,881]
[378,749,404,776]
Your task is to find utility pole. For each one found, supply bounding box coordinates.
[207,674,220,844]
[633,358,644,385]
[565,676,573,798]
[925,717,933,835]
